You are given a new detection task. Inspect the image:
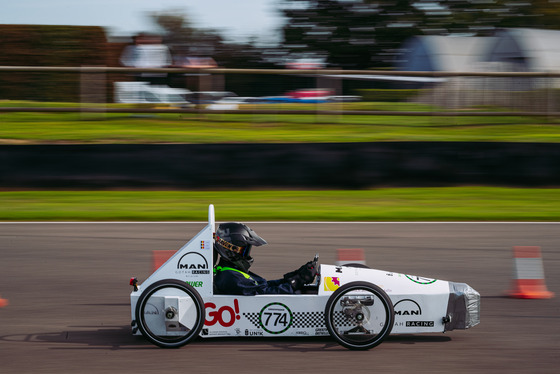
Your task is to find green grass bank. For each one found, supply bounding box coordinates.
[1,101,560,144]
[1,187,558,221]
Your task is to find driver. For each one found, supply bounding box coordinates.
[213,222,317,295]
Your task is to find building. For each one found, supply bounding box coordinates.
[396,30,560,109]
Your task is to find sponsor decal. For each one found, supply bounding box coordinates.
[405,274,437,285]
[295,330,309,336]
[186,281,203,287]
[201,329,230,336]
[315,327,329,336]
[394,299,422,316]
[245,329,264,336]
[176,252,210,275]
[406,321,435,327]
[335,266,343,273]
[205,299,241,327]
[259,302,293,334]
[323,276,341,292]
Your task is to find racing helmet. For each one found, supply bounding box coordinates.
[214,222,267,272]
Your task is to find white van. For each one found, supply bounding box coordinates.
[114,82,191,105]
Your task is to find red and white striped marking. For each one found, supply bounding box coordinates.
[508,246,554,299]
[336,248,366,266]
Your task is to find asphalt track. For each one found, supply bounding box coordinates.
[1,222,559,374]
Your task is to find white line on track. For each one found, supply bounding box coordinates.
[1,221,560,224]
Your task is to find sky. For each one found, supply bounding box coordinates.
[0,0,285,42]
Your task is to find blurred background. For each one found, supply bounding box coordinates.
[1,0,560,200]
[1,0,560,110]
[1,4,559,371]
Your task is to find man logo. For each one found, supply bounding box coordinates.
[177,252,210,274]
[393,299,422,316]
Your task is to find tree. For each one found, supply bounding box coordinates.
[149,10,274,69]
[436,0,560,32]
[281,0,423,69]
[280,0,560,69]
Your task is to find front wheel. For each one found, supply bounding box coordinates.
[135,279,205,348]
[325,281,394,350]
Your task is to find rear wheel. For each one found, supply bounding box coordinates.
[135,279,205,348]
[325,281,394,350]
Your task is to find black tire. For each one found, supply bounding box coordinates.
[135,279,205,348]
[325,281,394,350]
[342,263,370,269]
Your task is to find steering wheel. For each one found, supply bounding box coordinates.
[309,253,320,285]
[312,253,319,267]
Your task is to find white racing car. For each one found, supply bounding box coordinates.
[129,205,480,350]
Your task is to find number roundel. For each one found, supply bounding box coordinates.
[258,302,293,334]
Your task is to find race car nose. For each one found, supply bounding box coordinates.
[444,282,481,331]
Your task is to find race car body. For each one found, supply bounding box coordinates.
[130,205,480,349]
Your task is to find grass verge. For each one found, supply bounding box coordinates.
[1,187,558,221]
[1,102,560,144]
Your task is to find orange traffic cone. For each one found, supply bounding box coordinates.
[508,246,554,299]
[152,250,177,272]
[0,294,8,308]
[336,248,366,267]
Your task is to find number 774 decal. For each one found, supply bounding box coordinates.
[259,302,293,334]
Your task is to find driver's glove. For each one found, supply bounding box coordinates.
[284,261,317,290]
[298,261,318,284]
[283,268,299,282]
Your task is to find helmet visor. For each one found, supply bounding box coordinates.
[241,245,252,258]
[215,236,249,256]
